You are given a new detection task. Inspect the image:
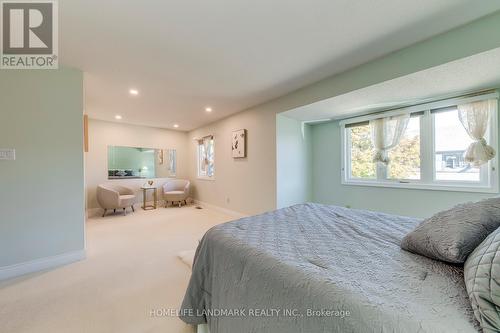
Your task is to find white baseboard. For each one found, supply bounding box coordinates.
[193,200,248,219]
[0,249,86,281]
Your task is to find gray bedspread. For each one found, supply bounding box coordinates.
[180,203,479,333]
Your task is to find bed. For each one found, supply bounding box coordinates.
[180,203,479,333]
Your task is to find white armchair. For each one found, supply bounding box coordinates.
[97,184,136,217]
[163,179,190,207]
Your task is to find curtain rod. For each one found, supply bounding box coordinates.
[336,89,498,123]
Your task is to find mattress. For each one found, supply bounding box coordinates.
[180,203,479,332]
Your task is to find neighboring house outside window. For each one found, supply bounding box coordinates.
[341,93,498,193]
[197,135,215,179]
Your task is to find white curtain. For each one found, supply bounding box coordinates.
[457,100,496,167]
[370,114,410,165]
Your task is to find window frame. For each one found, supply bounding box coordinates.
[197,135,215,181]
[340,92,499,193]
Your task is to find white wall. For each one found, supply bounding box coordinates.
[276,115,312,208]
[85,119,189,210]
[0,68,84,268]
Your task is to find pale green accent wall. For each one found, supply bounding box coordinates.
[0,68,84,267]
[276,115,312,208]
[310,100,500,218]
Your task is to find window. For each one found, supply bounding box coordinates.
[434,109,479,182]
[347,116,421,181]
[342,93,498,192]
[349,123,376,179]
[197,135,215,179]
[387,116,421,180]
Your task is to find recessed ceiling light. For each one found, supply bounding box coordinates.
[173,124,179,128]
[205,107,212,112]
[115,115,122,120]
[129,89,139,96]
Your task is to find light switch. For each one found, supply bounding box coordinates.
[0,149,15,160]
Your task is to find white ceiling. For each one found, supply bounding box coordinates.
[59,0,500,131]
[283,47,500,121]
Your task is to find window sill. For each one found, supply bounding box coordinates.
[197,176,215,181]
[342,179,498,194]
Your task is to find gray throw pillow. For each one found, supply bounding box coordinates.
[464,227,500,333]
[401,197,500,263]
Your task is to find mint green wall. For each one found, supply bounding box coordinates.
[274,12,500,217]
[273,11,500,217]
[276,115,312,208]
[310,104,500,218]
[184,11,500,215]
[0,68,84,267]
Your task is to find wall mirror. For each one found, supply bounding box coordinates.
[107,146,176,179]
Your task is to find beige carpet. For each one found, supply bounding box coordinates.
[0,205,237,333]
